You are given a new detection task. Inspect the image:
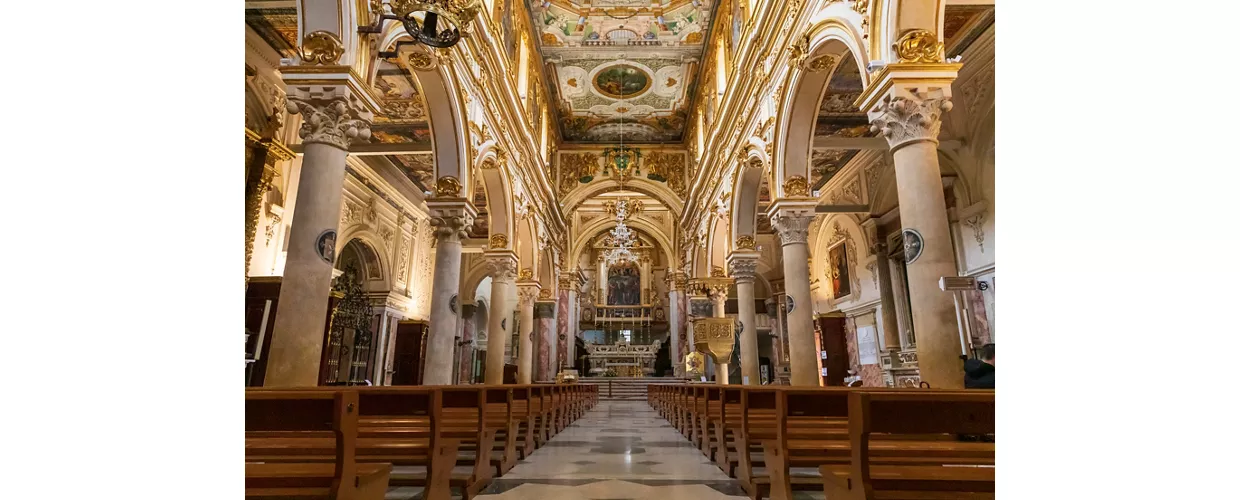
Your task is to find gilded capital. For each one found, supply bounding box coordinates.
[285,86,374,150]
[771,212,813,246]
[869,92,953,150]
[300,31,344,65]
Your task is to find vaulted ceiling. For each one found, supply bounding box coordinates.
[528,0,717,144]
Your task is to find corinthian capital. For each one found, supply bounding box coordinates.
[486,255,518,283]
[770,212,813,246]
[517,285,541,306]
[430,214,473,242]
[285,85,374,150]
[869,91,953,151]
[727,257,760,284]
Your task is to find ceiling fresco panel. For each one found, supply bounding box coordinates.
[530,1,717,144]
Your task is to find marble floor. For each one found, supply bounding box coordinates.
[471,400,749,500]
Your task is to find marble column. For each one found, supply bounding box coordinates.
[709,284,730,384]
[516,281,540,384]
[769,203,818,386]
[459,303,477,384]
[729,253,760,385]
[871,243,903,353]
[865,84,965,389]
[423,211,473,385]
[665,271,686,377]
[264,85,373,387]
[484,253,517,384]
[535,294,556,381]
[557,273,577,373]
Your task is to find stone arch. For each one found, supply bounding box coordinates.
[773,19,869,197]
[474,141,515,243]
[730,139,768,245]
[461,258,493,306]
[561,178,685,216]
[516,215,538,277]
[380,24,472,196]
[706,214,730,273]
[569,217,676,270]
[335,234,390,292]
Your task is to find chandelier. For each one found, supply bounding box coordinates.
[603,200,638,266]
[385,0,482,48]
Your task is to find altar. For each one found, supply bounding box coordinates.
[584,340,662,377]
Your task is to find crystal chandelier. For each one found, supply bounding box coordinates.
[603,200,637,266]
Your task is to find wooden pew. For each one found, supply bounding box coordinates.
[819,391,995,499]
[245,389,391,500]
[761,388,995,500]
[438,387,499,499]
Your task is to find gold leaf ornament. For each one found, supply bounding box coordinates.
[434,176,463,197]
[301,31,344,65]
[893,29,944,63]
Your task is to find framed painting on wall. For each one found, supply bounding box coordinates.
[828,240,852,300]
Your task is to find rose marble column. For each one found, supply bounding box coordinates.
[484,252,517,384]
[769,200,818,386]
[516,278,540,384]
[264,85,373,387]
[861,68,965,389]
[728,253,761,385]
[535,292,556,381]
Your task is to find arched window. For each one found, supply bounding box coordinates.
[607,29,639,42]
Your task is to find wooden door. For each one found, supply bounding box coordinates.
[817,314,849,386]
[390,321,427,385]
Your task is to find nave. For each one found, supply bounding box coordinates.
[474,400,747,500]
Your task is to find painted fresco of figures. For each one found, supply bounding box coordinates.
[606,262,641,305]
[829,242,850,299]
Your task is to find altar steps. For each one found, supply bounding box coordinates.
[577,377,687,401]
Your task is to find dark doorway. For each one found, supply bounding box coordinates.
[390,321,427,385]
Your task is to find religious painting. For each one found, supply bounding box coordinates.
[606,262,641,306]
[593,64,652,99]
[316,230,336,264]
[828,241,851,299]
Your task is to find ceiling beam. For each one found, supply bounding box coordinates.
[812,136,889,149]
[291,143,433,156]
[815,204,870,214]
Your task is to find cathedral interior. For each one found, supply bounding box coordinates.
[242,0,997,497]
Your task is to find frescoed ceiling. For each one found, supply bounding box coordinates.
[811,56,872,190]
[244,3,299,58]
[529,0,717,144]
[943,5,996,57]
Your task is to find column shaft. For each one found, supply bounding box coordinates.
[485,273,514,384]
[265,142,348,387]
[423,232,462,385]
[735,280,759,385]
[668,290,682,376]
[891,140,964,388]
[517,288,537,384]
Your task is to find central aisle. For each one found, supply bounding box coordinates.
[475,400,748,499]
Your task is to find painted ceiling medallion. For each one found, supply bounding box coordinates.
[592,64,653,99]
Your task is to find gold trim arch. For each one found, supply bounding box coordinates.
[730,140,768,245]
[772,19,869,197]
[569,217,676,270]
[560,177,685,217]
[474,141,515,242]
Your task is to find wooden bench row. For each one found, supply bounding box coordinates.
[246,383,597,500]
[648,384,995,500]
